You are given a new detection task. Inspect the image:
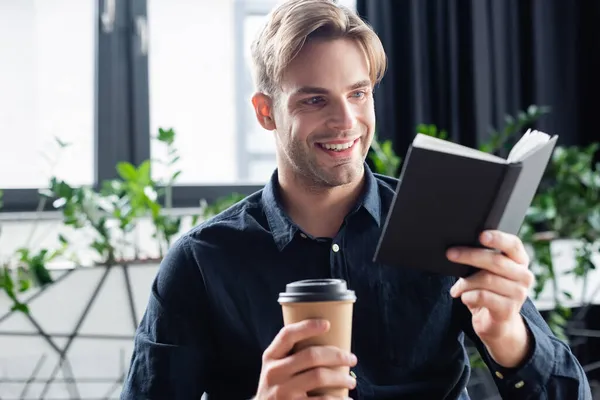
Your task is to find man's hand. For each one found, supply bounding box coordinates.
[255,319,357,400]
[447,230,535,368]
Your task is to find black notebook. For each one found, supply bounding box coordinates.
[373,129,558,277]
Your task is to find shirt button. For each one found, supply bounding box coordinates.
[300,233,307,239]
[332,243,340,252]
[515,380,525,389]
[495,371,504,379]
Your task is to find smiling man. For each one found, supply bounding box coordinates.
[121,0,592,399]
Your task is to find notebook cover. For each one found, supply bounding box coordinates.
[373,145,511,277]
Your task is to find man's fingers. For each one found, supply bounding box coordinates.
[451,271,529,301]
[285,366,357,395]
[263,319,330,361]
[461,290,516,321]
[274,345,357,377]
[447,247,533,285]
[480,230,529,265]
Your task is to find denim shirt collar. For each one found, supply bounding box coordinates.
[261,163,381,251]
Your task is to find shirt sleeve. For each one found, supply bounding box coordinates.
[459,297,593,399]
[120,235,215,400]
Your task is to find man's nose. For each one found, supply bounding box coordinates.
[327,100,357,131]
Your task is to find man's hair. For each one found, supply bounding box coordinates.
[250,0,387,96]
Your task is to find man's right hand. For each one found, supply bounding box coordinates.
[255,319,358,399]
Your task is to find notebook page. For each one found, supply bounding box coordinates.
[507,130,551,163]
[412,134,506,163]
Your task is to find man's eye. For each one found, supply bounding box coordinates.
[303,96,325,105]
[351,91,366,98]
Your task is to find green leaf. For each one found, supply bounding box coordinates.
[415,123,428,135]
[17,267,30,292]
[91,240,109,256]
[169,155,181,166]
[116,162,138,181]
[137,160,152,183]
[58,234,69,245]
[562,291,573,300]
[2,266,14,292]
[11,302,29,313]
[54,136,71,148]
[381,140,393,155]
[49,178,74,199]
[170,170,182,183]
[16,248,29,262]
[31,262,52,285]
[157,128,175,145]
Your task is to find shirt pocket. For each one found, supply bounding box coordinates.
[375,265,457,368]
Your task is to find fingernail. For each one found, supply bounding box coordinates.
[450,278,462,297]
[447,249,459,260]
[450,285,457,297]
[482,231,493,244]
[349,353,357,364]
[315,319,328,329]
[347,375,357,388]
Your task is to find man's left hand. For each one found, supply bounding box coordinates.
[447,230,535,368]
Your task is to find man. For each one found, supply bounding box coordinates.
[121,0,591,398]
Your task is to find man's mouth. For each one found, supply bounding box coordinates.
[316,138,359,153]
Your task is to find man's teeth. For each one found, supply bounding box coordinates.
[320,141,354,151]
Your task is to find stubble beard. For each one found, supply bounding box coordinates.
[287,141,365,190]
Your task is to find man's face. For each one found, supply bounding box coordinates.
[268,38,375,188]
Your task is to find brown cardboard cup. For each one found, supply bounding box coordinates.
[278,279,356,397]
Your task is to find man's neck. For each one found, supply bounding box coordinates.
[277,169,365,238]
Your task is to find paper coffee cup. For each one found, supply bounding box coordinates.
[278,279,357,397]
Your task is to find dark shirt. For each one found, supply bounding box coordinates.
[121,165,591,399]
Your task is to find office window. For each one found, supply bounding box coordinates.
[148,0,247,185]
[0,0,96,189]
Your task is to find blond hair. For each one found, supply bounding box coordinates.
[250,0,387,96]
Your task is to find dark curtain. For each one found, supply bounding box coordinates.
[356,0,600,157]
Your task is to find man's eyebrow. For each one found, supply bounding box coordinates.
[347,79,372,91]
[292,79,372,96]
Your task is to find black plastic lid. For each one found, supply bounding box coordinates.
[278,279,356,303]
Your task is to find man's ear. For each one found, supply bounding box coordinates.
[251,92,277,131]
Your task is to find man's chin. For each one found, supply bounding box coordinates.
[313,162,364,187]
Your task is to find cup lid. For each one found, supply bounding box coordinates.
[278,279,356,303]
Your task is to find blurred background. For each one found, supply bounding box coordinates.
[0,0,599,398]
